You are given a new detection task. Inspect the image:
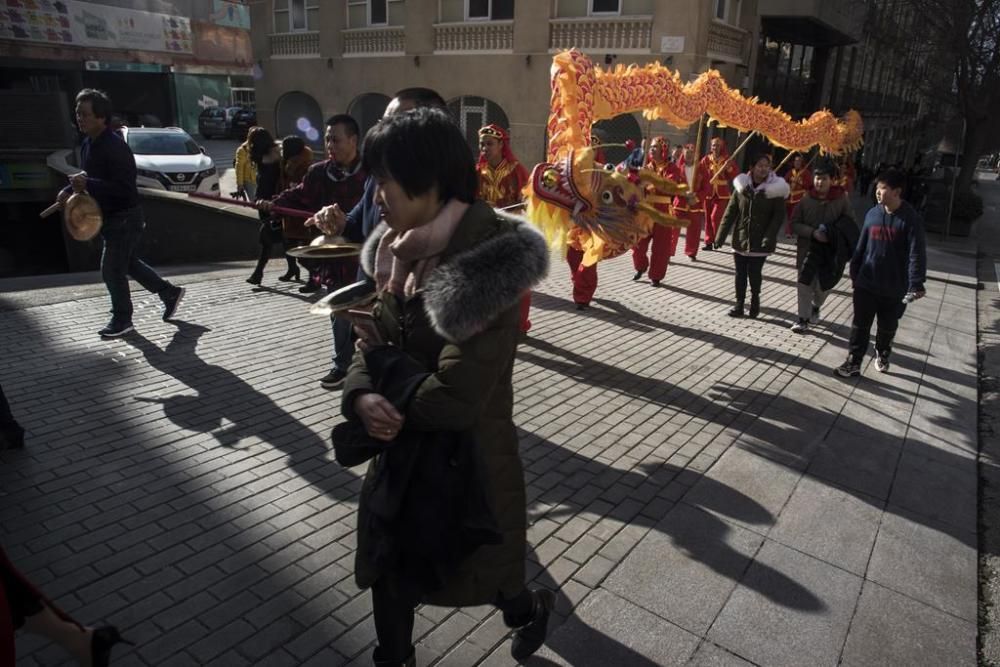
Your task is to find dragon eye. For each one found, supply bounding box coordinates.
[603,163,615,172]
[601,190,614,204]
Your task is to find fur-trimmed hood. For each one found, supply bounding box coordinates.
[360,203,549,343]
[733,172,790,199]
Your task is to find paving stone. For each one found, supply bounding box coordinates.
[708,539,862,667]
[604,503,764,634]
[536,588,700,665]
[681,446,799,532]
[686,641,756,666]
[887,447,976,534]
[767,476,882,575]
[840,580,976,667]
[0,238,977,666]
[867,509,977,621]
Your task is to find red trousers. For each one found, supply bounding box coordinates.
[631,225,678,282]
[519,292,532,333]
[566,247,598,305]
[785,201,799,235]
[704,196,729,246]
[676,210,704,257]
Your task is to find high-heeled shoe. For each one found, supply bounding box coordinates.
[246,270,263,286]
[277,270,300,282]
[91,626,134,667]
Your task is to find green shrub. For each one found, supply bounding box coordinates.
[953,191,984,221]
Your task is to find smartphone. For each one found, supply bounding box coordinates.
[345,308,384,345]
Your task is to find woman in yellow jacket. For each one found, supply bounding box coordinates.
[234,127,262,200]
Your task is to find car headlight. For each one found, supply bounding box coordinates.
[137,168,160,179]
[201,168,217,177]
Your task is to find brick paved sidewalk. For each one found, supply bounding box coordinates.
[0,228,977,666]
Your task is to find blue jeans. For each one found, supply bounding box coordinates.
[331,314,355,373]
[101,206,170,322]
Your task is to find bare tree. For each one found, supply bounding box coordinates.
[905,0,1000,191]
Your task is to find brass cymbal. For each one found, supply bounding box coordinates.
[286,243,362,259]
[63,193,102,241]
[310,280,376,316]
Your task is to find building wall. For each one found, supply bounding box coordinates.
[251,0,759,165]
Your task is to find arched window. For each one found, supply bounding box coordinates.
[591,113,643,165]
[275,90,324,147]
[347,92,392,137]
[447,95,511,155]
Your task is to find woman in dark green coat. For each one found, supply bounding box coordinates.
[714,154,790,318]
[339,107,551,667]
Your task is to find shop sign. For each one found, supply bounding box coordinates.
[0,0,193,54]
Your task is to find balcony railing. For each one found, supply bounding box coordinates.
[342,26,405,57]
[706,20,748,63]
[549,16,653,53]
[269,31,320,58]
[434,20,514,53]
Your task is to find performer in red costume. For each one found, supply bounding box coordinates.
[783,153,812,236]
[632,136,682,286]
[674,143,711,260]
[477,124,529,209]
[477,123,533,331]
[700,136,739,251]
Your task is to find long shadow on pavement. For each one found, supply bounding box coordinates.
[124,322,359,503]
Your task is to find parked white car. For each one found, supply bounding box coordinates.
[121,127,219,194]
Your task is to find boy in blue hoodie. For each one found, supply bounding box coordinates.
[835,169,926,377]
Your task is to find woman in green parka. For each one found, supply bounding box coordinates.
[714,153,790,318]
[339,107,551,667]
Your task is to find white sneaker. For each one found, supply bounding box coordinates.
[790,319,809,333]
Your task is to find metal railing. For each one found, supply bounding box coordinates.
[549,16,653,53]
[269,31,320,58]
[434,20,514,53]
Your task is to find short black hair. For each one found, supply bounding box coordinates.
[75,88,112,121]
[362,107,477,203]
[281,135,306,160]
[249,128,276,166]
[392,87,447,110]
[751,153,772,167]
[812,157,838,178]
[876,168,906,191]
[326,113,360,137]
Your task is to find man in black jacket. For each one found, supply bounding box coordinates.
[835,169,927,377]
[58,89,184,337]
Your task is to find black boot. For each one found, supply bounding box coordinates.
[728,301,745,318]
[91,626,134,667]
[372,646,415,667]
[510,589,556,662]
[748,295,760,319]
[246,269,263,285]
[278,257,300,282]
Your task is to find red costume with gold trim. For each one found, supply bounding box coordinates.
[674,146,712,258]
[632,138,682,283]
[700,139,739,247]
[477,124,532,330]
[784,161,812,233]
[477,124,529,209]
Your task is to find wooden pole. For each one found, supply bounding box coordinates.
[693,113,707,160]
[709,130,757,183]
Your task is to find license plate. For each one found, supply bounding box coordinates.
[169,184,196,192]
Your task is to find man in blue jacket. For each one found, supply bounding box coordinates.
[306,88,447,389]
[58,89,184,337]
[835,169,926,377]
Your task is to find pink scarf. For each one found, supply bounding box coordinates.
[374,199,469,299]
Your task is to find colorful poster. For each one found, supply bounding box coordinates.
[209,0,250,30]
[0,0,192,53]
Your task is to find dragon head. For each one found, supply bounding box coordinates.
[524,145,688,266]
